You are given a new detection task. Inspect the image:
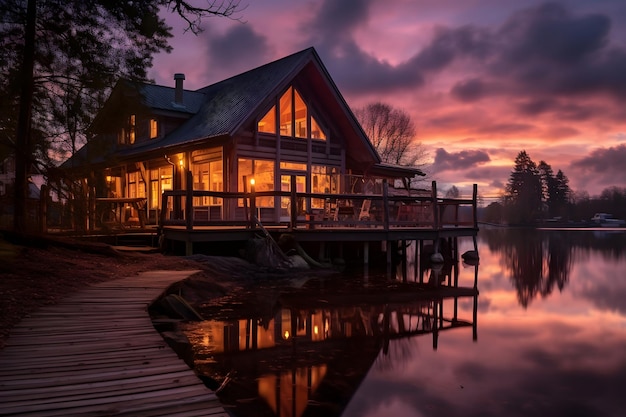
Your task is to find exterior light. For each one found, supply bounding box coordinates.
[250,178,255,186]
[106,175,112,183]
[283,330,290,340]
[178,159,184,167]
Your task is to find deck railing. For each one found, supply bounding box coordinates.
[160,175,478,232]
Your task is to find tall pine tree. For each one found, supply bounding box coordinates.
[505,151,542,224]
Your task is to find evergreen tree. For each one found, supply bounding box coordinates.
[553,170,571,217]
[538,160,564,217]
[504,151,542,223]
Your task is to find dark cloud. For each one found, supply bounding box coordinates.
[318,41,424,94]
[411,25,492,71]
[450,78,488,102]
[299,1,626,103]
[499,3,610,65]
[308,0,372,42]
[433,148,490,172]
[569,144,626,190]
[493,3,626,101]
[298,0,427,94]
[204,25,271,77]
[517,99,598,121]
[517,98,557,116]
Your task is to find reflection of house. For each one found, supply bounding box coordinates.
[62,47,423,226]
[181,281,478,417]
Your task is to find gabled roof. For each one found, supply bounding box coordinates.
[120,47,345,157]
[63,47,423,178]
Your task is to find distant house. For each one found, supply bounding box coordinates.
[62,47,423,226]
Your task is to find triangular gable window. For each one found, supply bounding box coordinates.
[257,86,326,141]
[258,105,276,133]
[311,115,326,140]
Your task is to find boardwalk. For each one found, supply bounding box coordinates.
[0,271,228,417]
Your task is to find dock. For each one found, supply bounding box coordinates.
[0,270,227,417]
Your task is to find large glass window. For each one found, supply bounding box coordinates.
[149,169,160,209]
[259,86,326,141]
[312,165,338,208]
[192,160,223,206]
[127,171,144,198]
[238,158,275,207]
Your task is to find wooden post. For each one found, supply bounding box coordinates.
[382,179,390,230]
[185,170,193,231]
[250,179,256,228]
[472,183,478,228]
[431,180,438,229]
[242,176,249,225]
[290,175,297,229]
[88,181,96,232]
[160,192,167,226]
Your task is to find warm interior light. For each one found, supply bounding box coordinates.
[106,175,111,183]
[283,330,290,340]
[314,325,319,335]
[250,178,255,186]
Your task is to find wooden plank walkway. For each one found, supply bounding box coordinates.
[0,270,229,417]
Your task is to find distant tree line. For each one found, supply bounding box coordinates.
[481,150,626,225]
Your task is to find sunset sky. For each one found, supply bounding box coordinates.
[151,0,626,201]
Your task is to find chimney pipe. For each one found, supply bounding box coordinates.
[174,73,185,105]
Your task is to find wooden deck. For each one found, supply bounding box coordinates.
[0,271,228,417]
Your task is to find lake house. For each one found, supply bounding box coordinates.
[59,47,478,262]
[62,47,425,228]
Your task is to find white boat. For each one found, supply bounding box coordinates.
[591,213,626,227]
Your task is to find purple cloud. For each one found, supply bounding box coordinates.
[433,148,491,172]
[570,144,626,189]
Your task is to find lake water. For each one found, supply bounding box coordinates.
[181,227,626,417]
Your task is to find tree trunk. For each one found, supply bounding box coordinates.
[13,0,37,232]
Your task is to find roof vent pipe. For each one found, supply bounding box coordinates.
[174,73,185,105]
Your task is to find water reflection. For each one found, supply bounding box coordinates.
[181,229,626,417]
[482,228,572,307]
[483,227,626,312]
[182,260,479,417]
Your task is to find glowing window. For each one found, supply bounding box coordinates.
[294,89,307,138]
[150,119,158,139]
[238,158,274,208]
[279,88,293,136]
[280,162,307,171]
[129,115,136,144]
[311,116,326,140]
[258,86,326,141]
[258,105,276,133]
